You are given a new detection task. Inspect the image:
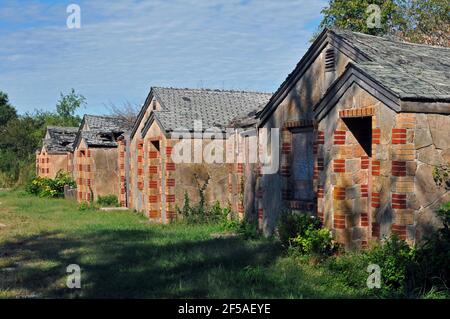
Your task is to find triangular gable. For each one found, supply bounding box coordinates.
[130,88,162,139]
[313,64,401,122]
[257,28,370,127]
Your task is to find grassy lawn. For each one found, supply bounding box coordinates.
[0,190,373,298]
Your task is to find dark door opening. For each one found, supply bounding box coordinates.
[151,140,160,152]
[342,117,372,157]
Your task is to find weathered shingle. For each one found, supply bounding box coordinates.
[80,130,120,148]
[148,87,272,132]
[84,115,133,132]
[43,126,78,153]
[75,115,133,148]
[331,29,450,101]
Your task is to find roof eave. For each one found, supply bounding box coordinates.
[257,28,372,128]
[313,64,401,122]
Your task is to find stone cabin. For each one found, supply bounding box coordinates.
[126,87,271,223]
[36,126,78,178]
[72,115,132,203]
[252,28,450,249]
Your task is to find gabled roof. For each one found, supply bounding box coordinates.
[258,28,450,126]
[78,130,121,148]
[74,115,133,149]
[83,115,133,132]
[138,87,272,138]
[331,29,450,101]
[42,126,78,154]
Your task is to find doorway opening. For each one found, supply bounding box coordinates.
[342,117,372,157]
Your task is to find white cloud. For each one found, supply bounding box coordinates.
[0,0,326,114]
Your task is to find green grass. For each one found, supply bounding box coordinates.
[0,190,373,298]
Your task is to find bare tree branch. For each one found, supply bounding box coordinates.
[104,101,140,126]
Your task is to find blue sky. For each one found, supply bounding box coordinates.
[0,0,326,115]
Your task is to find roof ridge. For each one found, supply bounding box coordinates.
[47,126,78,129]
[152,86,272,95]
[84,114,123,119]
[330,27,450,50]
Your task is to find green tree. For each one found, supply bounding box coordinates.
[396,0,450,46]
[319,0,399,36]
[318,0,449,46]
[0,89,86,186]
[55,88,85,126]
[0,91,18,128]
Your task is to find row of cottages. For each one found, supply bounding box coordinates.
[126,87,272,223]
[246,28,450,249]
[72,115,133,203]
[36,126,78,178]
[37,28,449,249]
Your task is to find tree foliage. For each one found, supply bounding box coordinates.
[55,88,85,126]
[0,89,85,187]
[318,0,449,46]
[0,92,18,128]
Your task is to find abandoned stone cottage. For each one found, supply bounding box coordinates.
[125,87,271,223]
[250,28,450,249]
[72,115,132,203]
[36,28,449,249]
[36,126,78,178]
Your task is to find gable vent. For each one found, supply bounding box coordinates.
[325,48,335,72]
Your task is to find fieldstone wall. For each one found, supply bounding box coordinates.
[413,113,450,240]
[257,42,352,235]
[317,82,450,249]
[317,83,390,250]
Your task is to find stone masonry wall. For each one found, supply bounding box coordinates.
[317,82,450,249]
[257,42,354,235]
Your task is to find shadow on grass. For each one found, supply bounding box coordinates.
[0,227,285,298]
[0,226,369,298]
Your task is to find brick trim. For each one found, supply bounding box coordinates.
[361,156,369,169]
[334,213,345,229]
[371,192,380,208]
[361,213,369,227]
[391,224,406,240]
[284,119,315,128]
[333,130,346,145]
[333,159,345,173]
[339,106,374,118]
[392,128,407,144]
[372,160,380,176]
[392,161,406,176]
[334,187,345,200]
[372,128,380,144]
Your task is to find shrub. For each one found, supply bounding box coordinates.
[413,201,450,295]
[78,202,97,211]
[25,171,75,198]
[277,211,321,247]
[365,235,416,296]
[278,211,338,257]
[290,228,337,257]
[177,191,233,225]
[97,194,119,207]
[236,219,261,240]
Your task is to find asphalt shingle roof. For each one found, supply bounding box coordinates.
[80,130,120,148]
[75,115,133,148]
[84,115,133,132]
[43,126,78,153]
[331,29,450,101]
[150,87,272,132]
